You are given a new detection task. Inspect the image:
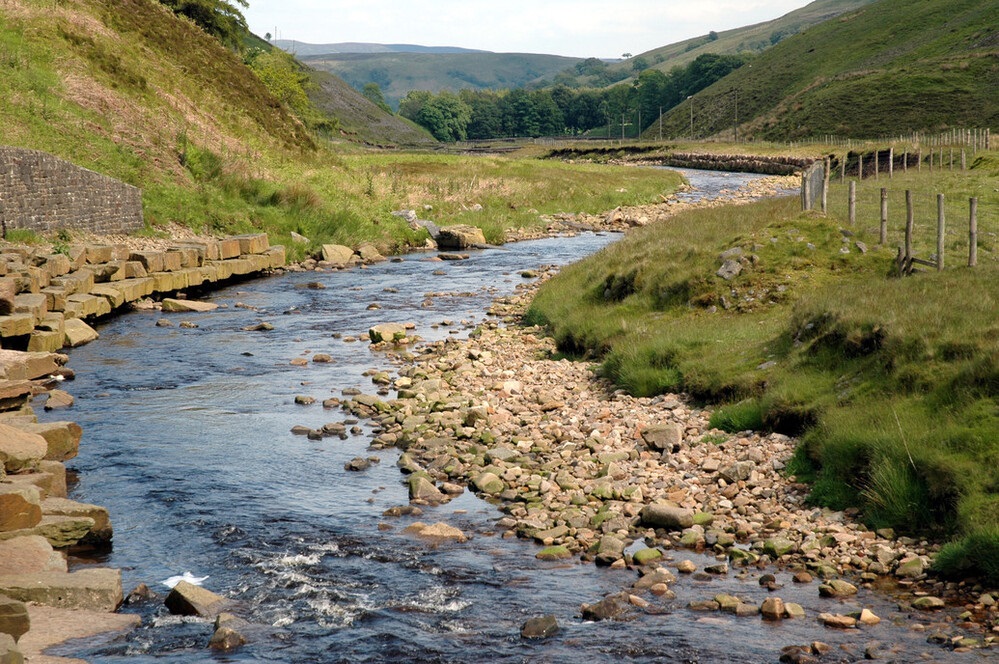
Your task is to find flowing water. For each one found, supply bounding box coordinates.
[41,171,951,663]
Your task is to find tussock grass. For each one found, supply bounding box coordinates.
[528,156,999,582]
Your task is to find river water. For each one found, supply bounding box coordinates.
[41,171,949,663]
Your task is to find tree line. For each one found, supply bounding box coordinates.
[393,53,749,142]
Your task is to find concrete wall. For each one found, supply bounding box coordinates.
[0,147,143,236]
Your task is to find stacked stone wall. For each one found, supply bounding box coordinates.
[0,147,143,236]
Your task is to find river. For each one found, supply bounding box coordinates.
[41,170,943,663]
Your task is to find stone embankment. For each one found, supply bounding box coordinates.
[0,233,285,353]
[0,232,285,662]
[341,274,996,657]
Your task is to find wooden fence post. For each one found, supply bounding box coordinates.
[840,155,846,182]
[905,190,914,273]
[889,147,894,179]
[874,150,879,180]
[937,193,945,271]
[858,154,864,179]
[849,181,857,226]
[903,150,908,173]
[969,197,978,267]
[880,188,888,244]
[917,149,921,172]
[822,158,830,213]
[961,149,966,171]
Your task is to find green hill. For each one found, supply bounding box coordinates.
[562,0,875,88]
[301,51,583,109]
[650,0,999,140]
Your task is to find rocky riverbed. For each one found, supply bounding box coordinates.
[338,270,996,660]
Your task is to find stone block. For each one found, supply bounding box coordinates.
[36,461,67,498]
[63,318,99,348]
[0,280,15,316]
[128,251,165,274]
[4,471,61,501]
[217,239,242,260]
[66,293,110,318]
[116,278,154,302]
[65,246,87,270]
[42,498,112,545]
[0,350,61,381]
[122,261,147,279]
[26,330,62,353]
[0,424,47,473]
[81,262,124,284]
[0,316,35,339]
[181,267,205,288]
[265,245,286,268]
[161,251,182,272]
[235,233,268,255]
[168,247,199,268]
[0,486,42,532]
[0,596,29,643]
[85,246,114,265]
[13,294,46,319]
[17,422,81,461]
[110,245,130,261]
[50,271,93,296]
[0,568,123,612]
[0,536,66,575]
[40,288,68,312]
[41,254,71,278]
[90,284,125,310]
[228,258,253,276]
[207,261,234,280]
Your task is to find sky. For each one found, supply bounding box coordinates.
[243,1,816,59]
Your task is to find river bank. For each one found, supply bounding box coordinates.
[344,268,996,658]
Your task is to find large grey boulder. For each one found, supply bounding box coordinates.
[164,580,228,618]
[641,423,682,452]
[436,225,486,250]
[321,244,354,266]
[639,503,694,530]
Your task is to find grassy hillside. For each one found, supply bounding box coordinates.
[563,0,874,88]
[0,0,681,257]
[276,40,487,56]
[651,0,999,140]
[527,155,999,582]
[302,51,582,109]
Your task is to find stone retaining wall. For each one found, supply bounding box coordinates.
[0,147,143,236]
[0,234,285,352]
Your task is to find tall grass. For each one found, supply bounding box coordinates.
[528,156,999,582]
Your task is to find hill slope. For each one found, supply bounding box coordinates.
[565,0,875,88]
[650,0,999,140]
[301,51,583,109]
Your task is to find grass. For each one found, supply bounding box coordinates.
[0,1,682,256]
[527,155,999,583]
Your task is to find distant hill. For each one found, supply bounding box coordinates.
[563,0,876,88]
[300,51,583,109]
[275,40,488,56]
[650,0,999,140]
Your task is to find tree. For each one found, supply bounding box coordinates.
[158,0,249,51]
[398,90,433,122]
[362,83,392,114]
[415,92,472,142]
